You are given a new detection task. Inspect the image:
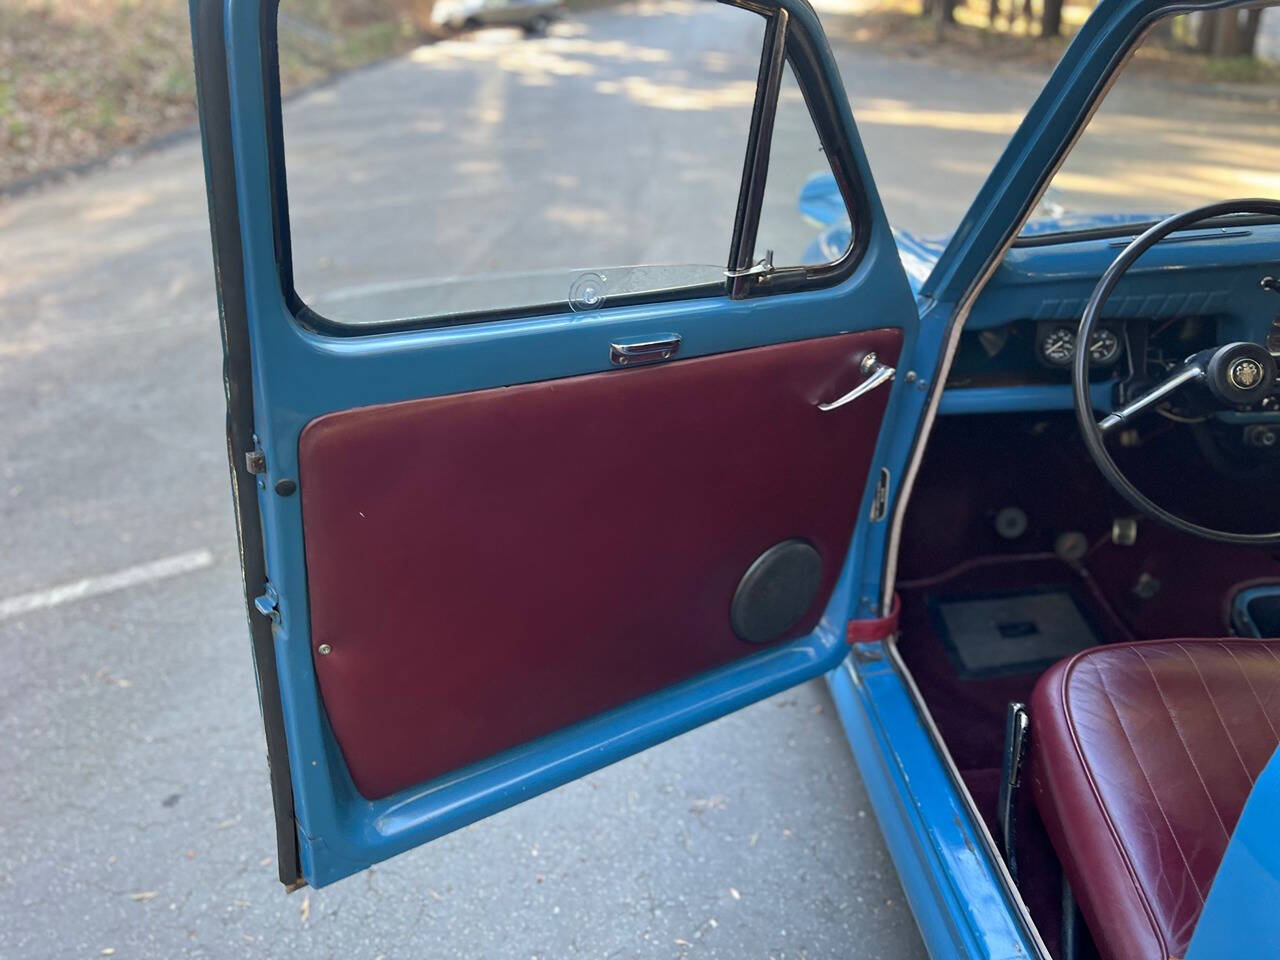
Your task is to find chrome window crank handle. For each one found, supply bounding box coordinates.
[817,352,896,412]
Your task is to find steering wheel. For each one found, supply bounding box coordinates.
[1073,198,1280,546]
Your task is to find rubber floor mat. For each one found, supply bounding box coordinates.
[930,588,1100,678]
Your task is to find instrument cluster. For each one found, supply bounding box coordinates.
[946,317,1192,390]
[1035,321,1124,369]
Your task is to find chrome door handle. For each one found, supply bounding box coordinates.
[817,353,896,411]
[610,334,681,367]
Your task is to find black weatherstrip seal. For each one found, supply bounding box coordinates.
[191,0,303,889]
[727,7,788,300]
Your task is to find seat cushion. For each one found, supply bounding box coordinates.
[1030,639,1280,960]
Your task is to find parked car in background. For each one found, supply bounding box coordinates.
[431,0,562,34]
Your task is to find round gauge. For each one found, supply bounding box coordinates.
[1089,328,1121,366]
[1040,326,1076,366]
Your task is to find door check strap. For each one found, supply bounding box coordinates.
[846,594,901,644]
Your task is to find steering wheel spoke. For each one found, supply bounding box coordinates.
[1098,360,1206,434]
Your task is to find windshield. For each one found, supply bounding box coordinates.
[1020,9,1280,238]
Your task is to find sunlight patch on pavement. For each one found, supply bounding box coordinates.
[1053,164,1280,207]
[856,98,1026,135]
[407,31,673,88]
[81,189,155,224]
[595,76,758,111]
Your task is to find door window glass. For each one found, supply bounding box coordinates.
[755,63,853,268]
[277,0,769,326]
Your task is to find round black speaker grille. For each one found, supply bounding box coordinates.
[730,539,823,644]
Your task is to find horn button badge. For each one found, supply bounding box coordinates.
[1230,357,1264,390]
[1206,342,1276,406]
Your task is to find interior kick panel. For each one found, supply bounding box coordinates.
[299,329,902,799]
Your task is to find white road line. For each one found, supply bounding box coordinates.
[0,549,217,622]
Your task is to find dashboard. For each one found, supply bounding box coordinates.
[937,220,1280,433]
[927,218,1280,475]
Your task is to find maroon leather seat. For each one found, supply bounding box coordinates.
[1029,638,1280,960]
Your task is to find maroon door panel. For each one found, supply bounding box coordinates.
[299,329,902,798]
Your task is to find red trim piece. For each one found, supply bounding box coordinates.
[846,593,901,644]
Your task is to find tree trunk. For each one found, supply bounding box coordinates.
[1212,8,1243,56]
[932,0,957,40]
[1201,7,1262,56]
[402,0,438,36]
[1196,9,1218,53]
[1240,7,1265,55]
[1041,0,1063,37]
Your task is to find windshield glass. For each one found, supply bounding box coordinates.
[1021,8,1280,238]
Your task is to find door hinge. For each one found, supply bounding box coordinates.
[254,582,281,623]
[870,467,890,522]
[245,442,267,476]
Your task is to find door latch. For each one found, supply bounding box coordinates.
[254,582,281,624]
[245,443,267,475]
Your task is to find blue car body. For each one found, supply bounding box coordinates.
[190,0,1280,954]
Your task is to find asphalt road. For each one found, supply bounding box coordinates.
[3,3,1267,957]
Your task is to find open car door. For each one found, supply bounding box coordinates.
[191,0,935,889]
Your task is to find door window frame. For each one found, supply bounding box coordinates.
[259,0,872,337]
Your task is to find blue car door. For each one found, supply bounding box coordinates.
[192,0,935,889]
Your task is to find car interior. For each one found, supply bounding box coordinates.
[894,206,1280,959]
